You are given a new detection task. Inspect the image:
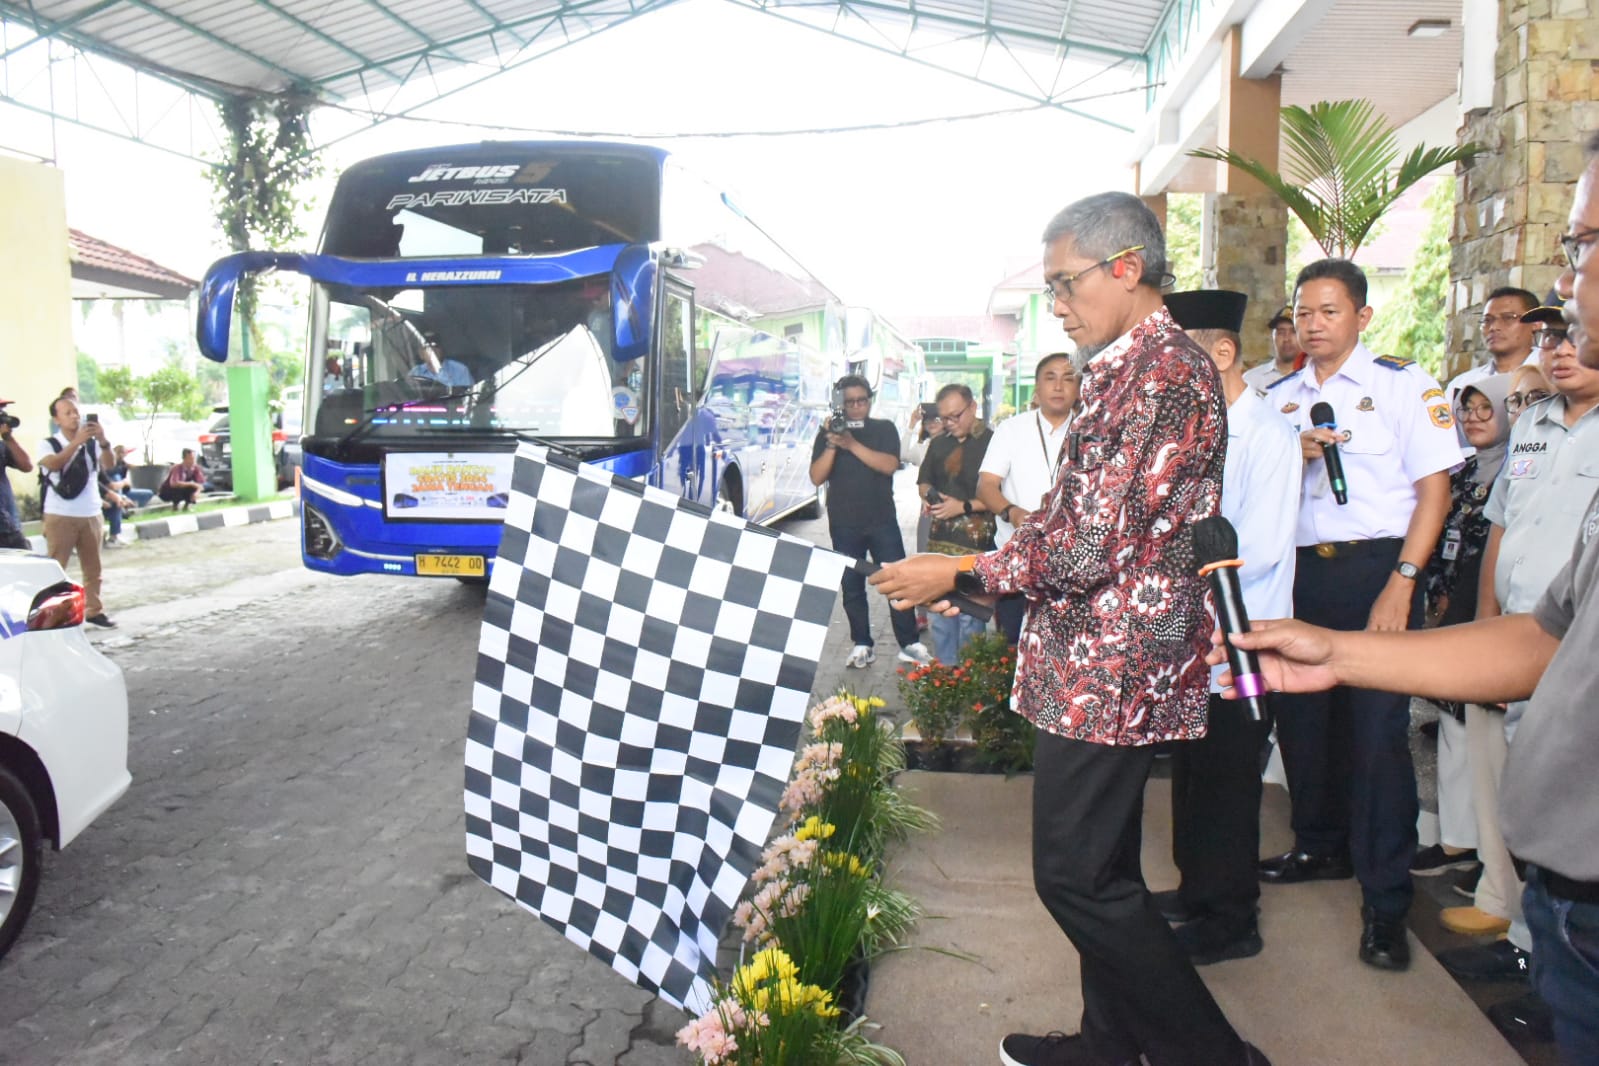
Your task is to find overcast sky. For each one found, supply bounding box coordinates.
[28,0,1145,320]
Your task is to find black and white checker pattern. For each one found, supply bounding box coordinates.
[465,444,847,1012]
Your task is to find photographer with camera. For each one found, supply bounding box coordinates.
[0,399,32,550]
[39,396,117,627]
[809,375,934,670]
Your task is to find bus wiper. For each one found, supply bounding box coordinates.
[332,329,576,459]
[334,385,478,459]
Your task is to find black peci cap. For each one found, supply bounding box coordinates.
[1165,289,1249,334]
[1268,305,1293,328]
[1520,305,1566,327]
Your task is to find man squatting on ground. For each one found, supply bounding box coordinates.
[872,191,1268,1066]
[1153,289,1299,967]
[1216,128,1599,1066]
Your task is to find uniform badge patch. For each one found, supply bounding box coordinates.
[1509,457,1537,478]
[1428,404,1454,429]
[1341,430,1353,443]
[1586,509,1599,544]
[1422,388,1445,402]
[1357,396,1375,411]
[1281,402,1300,413]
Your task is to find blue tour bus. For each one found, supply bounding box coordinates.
[196,141,925,579]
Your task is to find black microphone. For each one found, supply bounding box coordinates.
[1193,516,1266,722]
[1309,401,1349,505]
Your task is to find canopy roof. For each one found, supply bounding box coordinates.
[0,0,1164,107]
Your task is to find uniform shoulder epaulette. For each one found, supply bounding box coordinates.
[1265,370,1301,390]
[1373,354,1416,370]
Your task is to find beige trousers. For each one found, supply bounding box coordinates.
[42,512,105,617]
[1465,702,1523,922]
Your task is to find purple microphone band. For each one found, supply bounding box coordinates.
[1233,672,1267,700]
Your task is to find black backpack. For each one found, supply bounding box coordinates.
[40,437,95,502]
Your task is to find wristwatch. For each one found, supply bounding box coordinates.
[1394,561,1419,580]
[962,500,974,516]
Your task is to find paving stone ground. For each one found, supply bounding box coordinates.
[0,476,921,1066]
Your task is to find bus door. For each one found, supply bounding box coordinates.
[654,280,713,506]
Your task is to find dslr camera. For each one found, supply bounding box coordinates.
[826,383,867,435]
[0,402,18,432]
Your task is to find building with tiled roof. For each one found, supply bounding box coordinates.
[69,229,198,300]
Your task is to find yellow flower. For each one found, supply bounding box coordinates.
[734,946,798,993]
[822,852,871,878]
[868,696,886,708]
[794,816,836,842]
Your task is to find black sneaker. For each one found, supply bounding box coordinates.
[1409,844,1478,876]
[1438,939,1531,982]
[1450,863,1484,899]
[85,613,117,629]
[999,1032,1104,1066]
[1487,991,1555,1042]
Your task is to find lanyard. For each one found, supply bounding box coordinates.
[1036,411,1068,483]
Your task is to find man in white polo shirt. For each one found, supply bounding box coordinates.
[39,394,117,628]
[976,353,1079,643]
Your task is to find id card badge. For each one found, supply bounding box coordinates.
[1441,528,1461,561]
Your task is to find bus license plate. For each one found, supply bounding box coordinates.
[416,554,485,577]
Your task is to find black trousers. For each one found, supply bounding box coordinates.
[1169,695,1270,928]
[1033,730,1245,1066]
[1275,540,1422,918]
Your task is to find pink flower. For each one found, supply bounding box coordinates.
[677,1010,740,1064]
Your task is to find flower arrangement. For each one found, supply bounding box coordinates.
[678,692,932,1066]
[897,631,1034,772]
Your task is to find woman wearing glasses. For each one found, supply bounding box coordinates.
[1432,308,1595,1013]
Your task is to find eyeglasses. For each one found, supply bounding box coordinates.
[939,401,973,426]
[1480,312,1525,328]
[1560,226,1599,270]
[1506,389,1552,412]
[1040,245,1145,303]
[840,396,871,408]
[1533,328,1570,350]
[1459,401,1496,422]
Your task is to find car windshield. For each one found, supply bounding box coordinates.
[305,277,649,443]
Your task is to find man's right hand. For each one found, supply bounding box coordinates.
[1299,427,1338,462]
[1207,618,1342,697]
[825,430,854,451]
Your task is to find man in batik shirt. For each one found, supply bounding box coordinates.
[873,191,1266,1066]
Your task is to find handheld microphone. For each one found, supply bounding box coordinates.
[1309,401,1349,505]
[1193,516,1266,722]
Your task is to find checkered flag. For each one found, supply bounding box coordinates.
[465,444,848,1012]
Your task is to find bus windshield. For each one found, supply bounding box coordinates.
[306,276,649,445]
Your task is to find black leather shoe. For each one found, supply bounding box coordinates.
[1174,916,1264,966]
[1258,849,1354,883]
[1149,888,1198,924]
[1487,991,1555,1043]
[1358,907,1410,971]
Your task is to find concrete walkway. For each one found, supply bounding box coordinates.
[866,771,1524,1066]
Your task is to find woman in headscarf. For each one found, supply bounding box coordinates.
[1412,373,1513,881]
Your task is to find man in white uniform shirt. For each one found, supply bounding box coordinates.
[1156,290,1300,965]
[1242,306,1299,393]
[1445,287,1541,454]
[1260,258,1461,971]
[976,353,1079,643]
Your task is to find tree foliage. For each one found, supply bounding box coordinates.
[96,366,141,416]
[1364,181,1453,379]
[1165,194,1204,291]
[206,93,321,342]
[1192,99,1476,260]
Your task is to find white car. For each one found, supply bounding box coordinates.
[0,551,130,961]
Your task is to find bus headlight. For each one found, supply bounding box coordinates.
[303,503,341,560]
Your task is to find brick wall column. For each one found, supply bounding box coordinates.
[1447,0,1599,378]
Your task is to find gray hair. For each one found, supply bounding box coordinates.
[1040,192,1168,290]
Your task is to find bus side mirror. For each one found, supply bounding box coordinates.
[195,251,308,363]
[611,244,656,364]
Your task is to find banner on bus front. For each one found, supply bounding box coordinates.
[382,451,516,521]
